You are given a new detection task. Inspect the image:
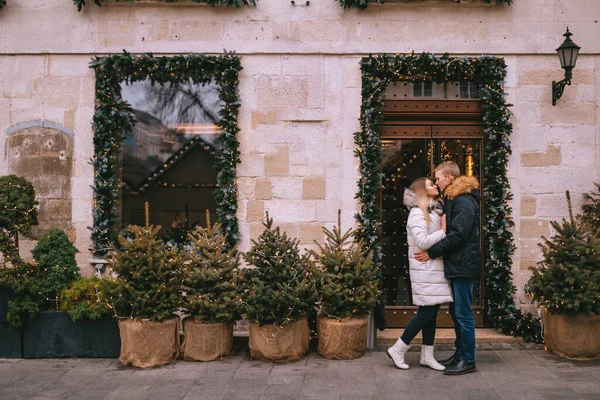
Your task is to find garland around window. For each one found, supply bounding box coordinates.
[75,0,256,12]
[355,53,542,343]
[90,50,241,255]
[339,0,512,11]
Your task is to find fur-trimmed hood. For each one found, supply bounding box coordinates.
[403,188,418,209]
[444,176,480,200]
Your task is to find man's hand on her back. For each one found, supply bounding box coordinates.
[414,250,430,262]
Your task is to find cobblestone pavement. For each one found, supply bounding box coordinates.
[1,344,599,400]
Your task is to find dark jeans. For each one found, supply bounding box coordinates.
[449,278,476,363]
[400,304,441,346]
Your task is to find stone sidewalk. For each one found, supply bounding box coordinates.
[1,345,599,400]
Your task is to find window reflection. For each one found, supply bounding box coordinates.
[119,79,223,244]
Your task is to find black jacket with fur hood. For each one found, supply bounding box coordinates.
[427,176,482,280]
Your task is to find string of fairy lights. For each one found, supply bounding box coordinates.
[89,51,242,256]
[355,52,542,343]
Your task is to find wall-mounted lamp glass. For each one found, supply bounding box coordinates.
[552,27,581,106]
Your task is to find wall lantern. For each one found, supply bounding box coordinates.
[552,27,581,106]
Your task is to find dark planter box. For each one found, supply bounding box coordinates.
[23,311,120,358]
[0,286,23,358]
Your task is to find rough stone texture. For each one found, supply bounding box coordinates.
[521,197,536,217]
[519,219,550,239]
[521,145,561,167]
[302,176,326,200]
[7,126,73,239]
[246,200,265,222]
[297,223,324,245]
[264,146,290,177]
[255,178,272,200]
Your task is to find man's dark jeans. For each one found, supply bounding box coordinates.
[449,278,476,363]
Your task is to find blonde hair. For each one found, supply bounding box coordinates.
[434,161,460,179]
[409,177,431,228]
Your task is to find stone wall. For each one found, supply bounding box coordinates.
[0,0,599,303]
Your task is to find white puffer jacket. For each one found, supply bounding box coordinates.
[403,189,453,306]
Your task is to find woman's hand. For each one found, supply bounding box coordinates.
[441,215,447,233]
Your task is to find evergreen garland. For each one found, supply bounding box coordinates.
[74,0,256,12]
[339,0,512,11]
[356,52,542,343]
[89,51,242,256]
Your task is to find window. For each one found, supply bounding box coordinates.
[119,79,223,244]
[387,81,481,99]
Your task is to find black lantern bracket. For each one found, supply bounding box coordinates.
[552,27,581,106]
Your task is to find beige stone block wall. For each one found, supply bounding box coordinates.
[1,0,599,308]
[1,56,96,276]
[236,55,361,256]
[512,54,599,310]
[2,0,600,55]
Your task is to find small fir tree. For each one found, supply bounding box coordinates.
[527,191,600,315]
[241,213,315,326]
[311,211,380,319]
[580,182,600,233]
[182,220,240,322]
[109,225,183,321]
[31,229,80,301]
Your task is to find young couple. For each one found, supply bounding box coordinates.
[386,161,481,376]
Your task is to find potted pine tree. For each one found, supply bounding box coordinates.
[527,191,600,360]
[108,224,183,368]
[181,220,240,361]
[241,213,315,363]
[311,211,380,360]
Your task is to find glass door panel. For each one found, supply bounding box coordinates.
[380,127,484,327]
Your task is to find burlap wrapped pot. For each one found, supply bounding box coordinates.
[181,318,233,361]
[542,310,600,360]
[118,316,180,368]
[317,315,368,360]
[248,316,309,362]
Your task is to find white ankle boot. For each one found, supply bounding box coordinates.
[420,345,445,371]
[386,338,410,370]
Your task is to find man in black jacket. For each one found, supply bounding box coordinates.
[415,161,481,375]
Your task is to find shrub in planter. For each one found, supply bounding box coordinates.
[181,221,240,361]
[527,191,600,360]
[0,175,38,266]
[4,229,80,328]
[109,224,183,368]
[241,213,315,362]
[311,211,380,359]
[59,277,116,322]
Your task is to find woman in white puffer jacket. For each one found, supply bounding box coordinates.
[386,177,453,371]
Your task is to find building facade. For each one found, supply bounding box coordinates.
[1,0,599,326]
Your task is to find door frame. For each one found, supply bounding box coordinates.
[380,99,488,328]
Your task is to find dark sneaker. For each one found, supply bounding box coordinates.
[443,360,476,375]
